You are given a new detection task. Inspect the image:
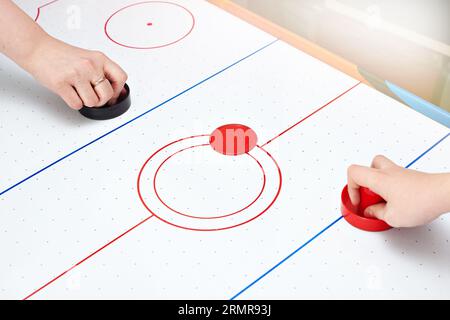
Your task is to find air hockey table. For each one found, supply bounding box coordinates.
[0,0,449,300]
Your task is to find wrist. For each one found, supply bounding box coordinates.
[20,32,53,76]
[432,173,450,218]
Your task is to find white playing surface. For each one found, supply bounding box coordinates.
[1,0,449,300]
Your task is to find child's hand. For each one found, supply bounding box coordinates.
[347,155,450,228]
[26,37,127,110]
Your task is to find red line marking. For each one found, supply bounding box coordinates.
[261,81,362,147]
[23,215,154,300]
[34,0,59,22]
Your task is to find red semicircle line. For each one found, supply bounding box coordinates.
[34,0,60,22]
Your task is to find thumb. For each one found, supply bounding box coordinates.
[364,203,387,221]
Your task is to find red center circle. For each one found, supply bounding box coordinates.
[136,133,283,232]
[104,1,195,50]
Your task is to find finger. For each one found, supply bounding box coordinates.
[108,87,127,106]
[93,78,114,107]
[371,155,396,169]
[347,165,380,206]
[74,80,100,107]
[56,85,83,110]
[364,203,387,221]
[103,59,128,100]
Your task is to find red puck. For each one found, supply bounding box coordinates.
[341,185,392,232]
[209,124,258,156]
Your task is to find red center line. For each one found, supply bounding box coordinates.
[23,215,155,300]
[261,81,362,147]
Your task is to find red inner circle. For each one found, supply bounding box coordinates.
[153,144,267,220]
